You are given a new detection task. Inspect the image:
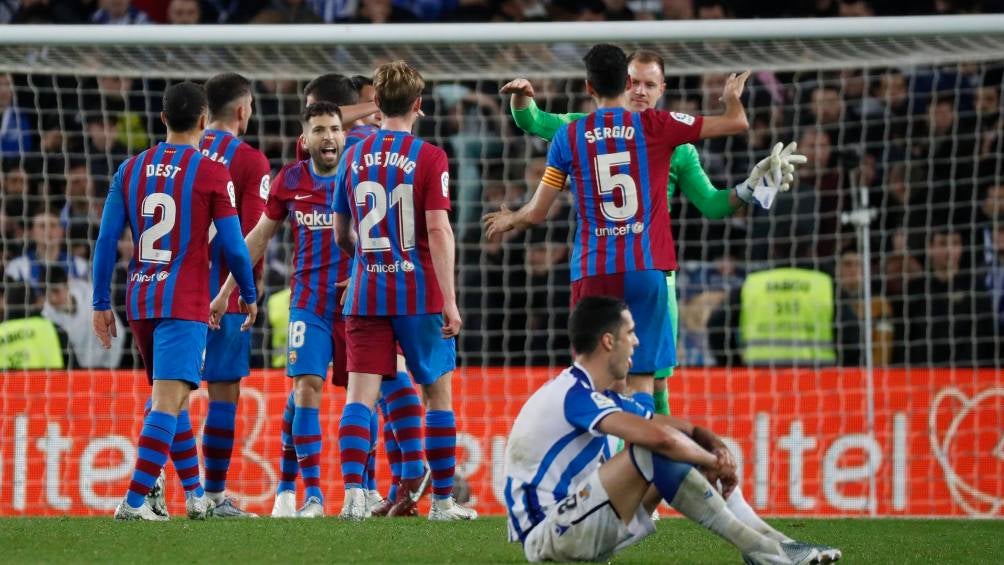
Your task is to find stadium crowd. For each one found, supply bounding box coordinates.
[1,3,1002,371]
[1,0,1001,25]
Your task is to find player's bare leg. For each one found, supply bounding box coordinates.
[339,371,383,520]
[418,372,476,521]
[292,374,325,517]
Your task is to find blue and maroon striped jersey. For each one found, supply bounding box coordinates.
[545,108,703,281]
[264,159,350,320]
[332,130,452,317]
[200,129,271,314]
[114,142,238,321]
[345,124,379,149]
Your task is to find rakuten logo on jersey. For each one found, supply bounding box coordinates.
[130,271,170,283]
[294,210,333,231]
[594,222,645,237]
[365,260,415,274]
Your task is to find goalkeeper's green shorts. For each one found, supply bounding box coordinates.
[654,270,678,380]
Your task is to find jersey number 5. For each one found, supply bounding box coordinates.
[594,151,639,222]
[138,193,176,264]
[355,181,416,253]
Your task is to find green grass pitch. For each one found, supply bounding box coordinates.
[0,517,999,563]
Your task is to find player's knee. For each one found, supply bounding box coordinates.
[421,375,452,410]
[294,375,323,405]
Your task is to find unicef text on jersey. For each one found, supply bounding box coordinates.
[594,222,645,237]
[366,259,416,274]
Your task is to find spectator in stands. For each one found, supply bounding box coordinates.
[255,0,336,22]
[6,211,89,285]
[696,0,731,18]
[979,221,1004,333]
[903,227,996,366]
[91,0,151,23]
[0,73,33,160]
[659,0,693,19]
[61,161,101,243]
[82,112,129,183]
[521,227,571,365]
[973,83,1002,159]
[0,282,69,370]
[93,76,150,151]
[601,0,637,20]
[166,0,202,23]
[834,248,888,365]
[41,264,125,368]
[678,254,745,367]
[838,0,874,16]
[343,0,416,22]
[1,164,32,257]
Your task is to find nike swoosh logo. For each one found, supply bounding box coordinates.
[294,194,312,200]
[408,468,433,503]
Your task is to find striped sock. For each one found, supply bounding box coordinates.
[293,405,323,502]
[381,401,402,502]
[338,402,371,490]
[277,391,298,494]
[382,371,424,480]
[425,410,456,500]
[202,400,236,495]
[170,410,204,498]
[365,410,379,491]
[126,410,176,508]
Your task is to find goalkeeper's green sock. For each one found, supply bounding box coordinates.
[654,388,670,416]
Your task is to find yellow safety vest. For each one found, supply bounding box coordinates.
[0,317,65,369]
[740,268,836,365]
[267,289,291,368]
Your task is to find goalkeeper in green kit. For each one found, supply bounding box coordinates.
[501,50,805,418]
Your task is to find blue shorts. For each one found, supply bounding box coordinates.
[203,313,251,382]
[346,314,456,385]
[129,318,207,388]
[570,270,675,374]
[286,308,348,386]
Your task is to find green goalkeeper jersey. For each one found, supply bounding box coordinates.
[511,99,735,219]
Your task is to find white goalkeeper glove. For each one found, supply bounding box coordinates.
[734,142,807,209]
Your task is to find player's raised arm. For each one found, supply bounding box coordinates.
[91,164,127,349]
[502,78,584,141]
[697,71,750,140]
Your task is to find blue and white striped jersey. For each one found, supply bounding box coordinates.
[503,364,651,543]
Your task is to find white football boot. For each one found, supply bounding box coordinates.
[428,497,478,521]
[114,499,168,521]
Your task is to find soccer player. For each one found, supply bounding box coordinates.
[500,52,804,417]
[504,296,840,563]
[211,101,347,518]
[332,60,475,521]
[485,44,749,415]
[92,81,258,521]
[197,72,271,517]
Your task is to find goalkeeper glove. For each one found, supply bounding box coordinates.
[734,142,807,207]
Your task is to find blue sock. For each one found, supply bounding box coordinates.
[293,405,323,502]
[170,410,204,498]
[338,402,371,490]
[633,391,655,415]
[126,410,176,508]
[202,400,237,494]
[365,409,379,491]
[425,410,456,501]
[382,371,425,480]
[380,400,401,502]
[278,391,298,494]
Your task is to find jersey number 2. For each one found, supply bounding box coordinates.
[138,193,176,264]
[355,181,415,253]
[594,151,639,222]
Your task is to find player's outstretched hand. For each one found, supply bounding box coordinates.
[483,204,516,240]
[499,78,535,98]
[442,302,462,338]
[92,310,117,350]
[777,142,808,191]
[239,298,258,332]
[208,293,228,330]
[719,70,751,105]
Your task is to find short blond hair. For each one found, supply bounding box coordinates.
[373,61,425,117]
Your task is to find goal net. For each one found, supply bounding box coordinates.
[0,17,1001,518]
